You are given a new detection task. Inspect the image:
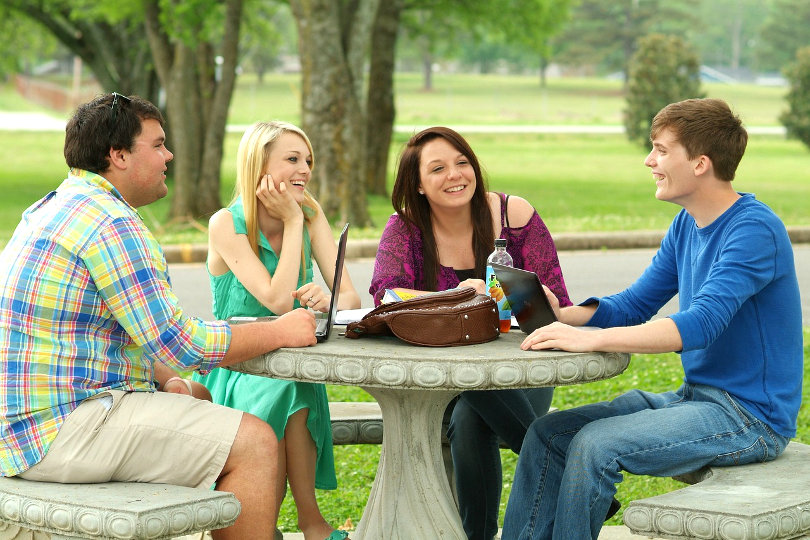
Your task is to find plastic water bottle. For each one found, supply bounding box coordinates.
[486,238,513,333]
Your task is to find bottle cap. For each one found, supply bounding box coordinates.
[494,238,507,248]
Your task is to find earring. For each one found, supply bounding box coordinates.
[418,189,425,195]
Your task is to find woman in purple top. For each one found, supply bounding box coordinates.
[370,126,572,540]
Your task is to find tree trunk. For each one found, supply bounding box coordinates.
[422,52,433,92]
[539,53,548,88]
[290,0,377,227]
[364,0,402,200]
[199,0,242,217]
[143,0,242,220]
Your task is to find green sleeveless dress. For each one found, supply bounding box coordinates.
[192,201,336,489]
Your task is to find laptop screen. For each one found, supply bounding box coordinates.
[319,222,349,340]
[489,262,557,333]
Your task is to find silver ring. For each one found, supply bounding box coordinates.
[308,296,314,303]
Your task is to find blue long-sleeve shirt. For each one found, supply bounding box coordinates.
[587,193,802,437]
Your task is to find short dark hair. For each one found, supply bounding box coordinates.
[64,93,164,174]
[651,98,747,181]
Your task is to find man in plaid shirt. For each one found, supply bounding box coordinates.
[0,93,316,539]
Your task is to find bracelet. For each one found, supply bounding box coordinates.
[165,376,193,394]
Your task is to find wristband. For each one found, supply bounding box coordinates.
[165,376,194,394]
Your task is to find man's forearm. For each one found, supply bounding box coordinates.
[559,304,598,327]
[592,318,683,353]
[218,322,287,368]
[217,310,317,368]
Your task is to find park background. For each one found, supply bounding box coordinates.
[1,0,809,534]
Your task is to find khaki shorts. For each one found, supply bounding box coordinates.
[20,390,242,489]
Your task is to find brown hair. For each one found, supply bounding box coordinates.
[64,93,163,174]
[392,126,494,290]
[651,98,747,181]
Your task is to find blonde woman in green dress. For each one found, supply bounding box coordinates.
[193,121,360,540]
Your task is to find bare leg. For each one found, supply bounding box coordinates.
[213,413,279,540]
[285,409,334,540]
[276,435,289,540]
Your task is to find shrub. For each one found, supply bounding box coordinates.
[781,46,810,151]
[624,34,704,149]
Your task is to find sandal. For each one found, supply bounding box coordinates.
[326,531,349,540]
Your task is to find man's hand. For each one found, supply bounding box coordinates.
[221,308,318,368]
[521,322,601,352]
[522,318,683,354]
[269,308,318,347]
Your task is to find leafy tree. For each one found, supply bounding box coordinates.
[143,0,244,219]
[5,0,250,220]
[399,3,463,92]
[0,8,61,80]
[552,0,698,81]
[757,0,810,73]
[240,2,290,84]
[624,34,704,148]
[691,0,768,73]
[780,46,810,152]
[483,0,572,86]
[1,1,159,99]
[399,0,572,89]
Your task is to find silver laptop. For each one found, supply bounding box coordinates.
[229,223,349,342]
[488,262,557,334]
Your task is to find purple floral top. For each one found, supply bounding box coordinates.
[370,194,572,307]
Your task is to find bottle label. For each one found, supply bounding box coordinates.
[486,265,511,330]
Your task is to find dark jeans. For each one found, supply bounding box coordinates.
[446,387,554,540]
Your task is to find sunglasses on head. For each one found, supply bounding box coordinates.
[110,92,131,125]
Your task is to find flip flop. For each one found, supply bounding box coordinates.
[326,531,349,540]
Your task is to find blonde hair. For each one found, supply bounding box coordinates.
[234,121,318,257]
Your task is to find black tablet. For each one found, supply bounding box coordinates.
[489,263,557,334]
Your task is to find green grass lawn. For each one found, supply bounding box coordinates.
[230,72,788,127]
[2,128,809,247]
[1,74,805,247]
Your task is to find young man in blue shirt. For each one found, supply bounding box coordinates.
[502,98,803,540]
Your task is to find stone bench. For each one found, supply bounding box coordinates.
[0,478,240,539]
[329,401,384,445]
[0,402,374,540]
[623,441,810,540]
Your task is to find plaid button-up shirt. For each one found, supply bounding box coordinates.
[0,169,230,476]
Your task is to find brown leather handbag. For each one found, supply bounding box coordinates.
[345,287,500,346]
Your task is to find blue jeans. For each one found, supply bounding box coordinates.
[447,387,554,540]
[502,383,789,540]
